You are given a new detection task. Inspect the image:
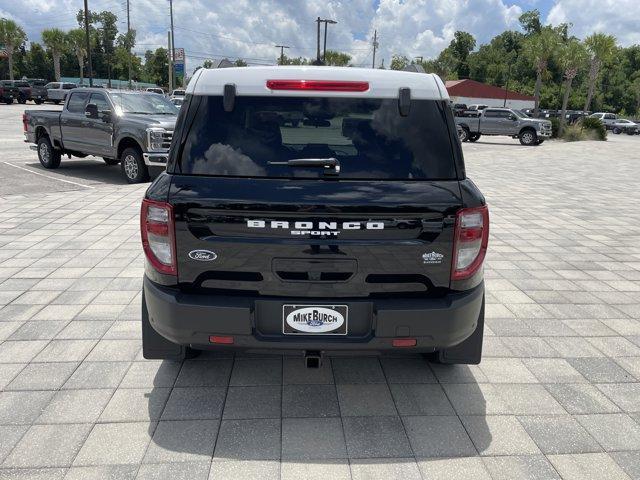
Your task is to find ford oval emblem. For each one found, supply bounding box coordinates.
[188,250,217,261]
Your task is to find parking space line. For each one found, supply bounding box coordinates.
[2,161,95,189]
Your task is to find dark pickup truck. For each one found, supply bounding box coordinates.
[141,67,489,367]
[23,88,179,183]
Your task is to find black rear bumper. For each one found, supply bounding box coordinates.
[143,276,484,353]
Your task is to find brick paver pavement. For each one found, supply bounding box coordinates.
[0,135,639,479]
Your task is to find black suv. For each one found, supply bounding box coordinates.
[141,67,488,366]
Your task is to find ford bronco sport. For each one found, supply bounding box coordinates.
[141,66,488,366]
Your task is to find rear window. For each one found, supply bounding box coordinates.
[177,96,457,180]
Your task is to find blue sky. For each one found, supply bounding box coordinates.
[1,0,638,73]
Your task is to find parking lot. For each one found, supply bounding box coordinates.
[1,102,640,479]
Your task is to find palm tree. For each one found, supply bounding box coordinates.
[41,28,68,81]
[0,19,27,81]
[583,33,616,113]
[66,29,87,84]
[523,28,560,117]
[558,39,587,134]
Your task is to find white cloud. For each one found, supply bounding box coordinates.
[547,0,640,46]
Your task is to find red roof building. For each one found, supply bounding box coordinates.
[445,79,535,109]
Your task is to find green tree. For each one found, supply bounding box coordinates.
[143,48,168,87]
[202,59,214,68]
[42,28,68,81]
[448,31,476,78]
[0,18,27,80]
[279,55,309,65]
[66,29,87,83]
[583,33,617,112]
[23,43,51,80]
[558,39,587,134]
[324,50,351,66]
[389,54,409,70]
[96,12,118,85]
[234,59,247,67]
[519,9,542,35]
[523,27,560,116]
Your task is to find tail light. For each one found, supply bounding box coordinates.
[266,80,369,92]
[22,113,28,133]
[451,205,489,281]
[141,199,177,276]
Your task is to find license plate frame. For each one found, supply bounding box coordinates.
[282,304,348,335]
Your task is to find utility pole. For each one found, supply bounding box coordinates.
[322,19,337,62]
[169,0,175,90]
[126,0,132,89]
[315,17,321,63]
[83,0,93,87]
[275,45,289,65]
[415,56,424,64]
[371,29,378,68]
[167,31,173,92]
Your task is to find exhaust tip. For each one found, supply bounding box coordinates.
[304,351,322,369]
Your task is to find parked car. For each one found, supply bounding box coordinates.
[0,80,21,105]
[45,82,77,104]
[170,89,185,97]
[26,79,48,104]
[23,88,179,183]
[140,66,489,366]
[610,119,638,135]
[0,82,16,104]
[169,96,184,107]
[589,112,618,129]
[467,104,488,111]
[1,80,32,104]
[455,107,552,145]
[145,87,164,95]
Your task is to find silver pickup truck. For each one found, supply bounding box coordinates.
[456,107,552,146]
[24,88,178,183]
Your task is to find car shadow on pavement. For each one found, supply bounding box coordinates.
[22,159,161,186]
[145,354,492,469]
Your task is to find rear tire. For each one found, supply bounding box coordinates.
[519,129,538,146]
[613,127,621,134]
[142,291,200,360]
[37,136,62,169]
[458,126,470,142]
[18,95,27,104]
[34,99,43,105]
[469,133,481,142]
[120,147,149,183]
[53,100,60,105]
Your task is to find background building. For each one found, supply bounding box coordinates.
[445,79,535,110]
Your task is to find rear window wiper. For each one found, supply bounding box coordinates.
[268,157,340,175]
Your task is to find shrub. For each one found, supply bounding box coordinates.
[579,117,607,140]
[562,125,585,142]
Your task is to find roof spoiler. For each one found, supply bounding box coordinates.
[398,87,411,117]
[223,83,236,112]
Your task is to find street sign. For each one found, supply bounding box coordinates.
[174,48,185,62]
[174,62,185,85]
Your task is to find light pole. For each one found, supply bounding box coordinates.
[322,19,337,63]
[83,0,93,87]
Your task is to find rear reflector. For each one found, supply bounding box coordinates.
[392,338,417,347]
[209,335,234,345]
[451,205,489,281]
[266,80,369,92]
[140,199,177,276]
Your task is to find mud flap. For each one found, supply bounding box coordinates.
[142,291,189,361]
[437,296,485,365]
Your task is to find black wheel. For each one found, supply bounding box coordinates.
[53,100,60,105]
[291,120,300,128]
[120,147,149,183]
[18,95,27,104]
[458,126,470,142]
[4,99,12,105]
[469,133,481,142]
[612,127,621,134]
[37,136,61,169]
[34,99,43,105]
[103,158,120,166]
[519,129,538,146]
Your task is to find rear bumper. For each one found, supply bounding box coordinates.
[143,276,484,353]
